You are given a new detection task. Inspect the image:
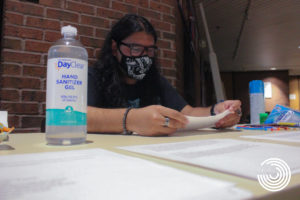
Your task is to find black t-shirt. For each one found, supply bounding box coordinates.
[88,67,187,111]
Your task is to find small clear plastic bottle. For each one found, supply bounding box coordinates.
[46,25,88,145]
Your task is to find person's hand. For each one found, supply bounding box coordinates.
[214,100,242,128]
[127,105,188,136]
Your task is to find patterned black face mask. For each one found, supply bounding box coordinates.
[119,54,153,80]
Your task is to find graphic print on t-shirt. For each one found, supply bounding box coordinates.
[128,99,140,108]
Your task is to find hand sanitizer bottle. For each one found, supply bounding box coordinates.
[46,25,88,145]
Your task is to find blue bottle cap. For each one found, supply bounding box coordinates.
[249,80,264,94]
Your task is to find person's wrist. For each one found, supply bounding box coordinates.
[210,100,224,116]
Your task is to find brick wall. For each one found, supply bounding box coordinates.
[0,0,181,132]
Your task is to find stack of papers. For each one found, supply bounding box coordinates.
[0,148,251,200]
[241,131,300,143]
[119,139,300,179]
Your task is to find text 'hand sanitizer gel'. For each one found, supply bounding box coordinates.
[46,25,88,145]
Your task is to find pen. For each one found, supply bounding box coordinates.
[236,126,270,131]
[276,122,300,127]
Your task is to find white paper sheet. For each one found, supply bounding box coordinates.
[0,111,8,127]
[241,131,300,143]
[0,148,251,200]
[119,139,300,179]
[183,110,231,130]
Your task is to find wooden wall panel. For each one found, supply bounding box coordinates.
[289,76,300,110]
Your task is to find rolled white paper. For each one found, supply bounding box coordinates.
[182,110,232,130]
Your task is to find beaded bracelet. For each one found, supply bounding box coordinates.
[210,104,216,116]
[122,107,133,135]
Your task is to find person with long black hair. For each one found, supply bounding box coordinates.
[87,14,241,136]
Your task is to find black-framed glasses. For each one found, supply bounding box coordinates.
[118,41,158,57]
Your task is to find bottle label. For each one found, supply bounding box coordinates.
[46,58,87,126]
[250,93,265,124]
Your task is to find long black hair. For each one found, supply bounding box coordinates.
[93,14,161,108]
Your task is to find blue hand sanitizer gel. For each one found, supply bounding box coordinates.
[46,25,88,145]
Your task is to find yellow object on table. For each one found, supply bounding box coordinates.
[0,122,14,143]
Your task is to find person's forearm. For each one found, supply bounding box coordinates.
[88,105,189,136]
[87,106,126,133]
[181,105,211,116]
